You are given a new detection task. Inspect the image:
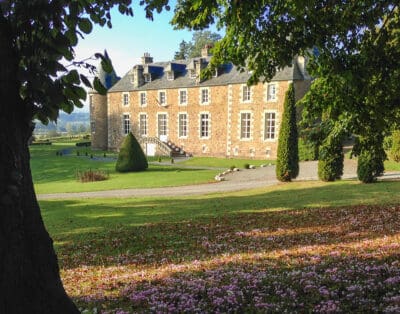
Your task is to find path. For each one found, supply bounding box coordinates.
[37,159,399,200]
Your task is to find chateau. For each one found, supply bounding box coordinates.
[89,46,311,159]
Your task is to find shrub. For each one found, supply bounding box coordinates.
[115,132,148,172]
[317,136,344,182]
[230,165,236,170]
[298,138,318,161]
[276,83,299,182]
[357,150,377,183]
[390,130,400,162]
[76,169,109,182]
[75,141,91,147]
[244,163,250,169]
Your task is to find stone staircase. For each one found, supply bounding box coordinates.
[138,137,191,157]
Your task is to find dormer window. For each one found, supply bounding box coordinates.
[144,73,151,82]
[167,71,174,80]
[213,68,219,78]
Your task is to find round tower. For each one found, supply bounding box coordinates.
[89,52,119,150]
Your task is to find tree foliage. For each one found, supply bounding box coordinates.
[116,133,148,172]
[173,30,221,59]
[276,83,299,182]
[390,130,400,162]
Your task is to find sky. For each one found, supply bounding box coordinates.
[73,2,222,111]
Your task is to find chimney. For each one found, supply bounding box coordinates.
[141,52,153,65]
[201,44,213,58]
[130,65,144,88]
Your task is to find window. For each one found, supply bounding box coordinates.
[139,92,147,107]
[264,112,276,140]
[158,91,166,106]
[200,88,209,104]
[179,90,187,105]
[123,114,130,135]
[178,113,188,138]
[242,85,251,102]
[123,93,129,106]
[267,83,277,101]
[158,113,167,137]
[240,112,251,139]
[167,71,174,80]
[200,113,210,138]
[139,114,147,137]
[144,74,151,82]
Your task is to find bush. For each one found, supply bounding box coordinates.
[76,169,109,182]
[244,163,250,169]
[230,165,236,170]
[76,141,91,147]
[276,83,299,182]
[390,130,400,162]
[317,136,344,181]
[115,132,148,172]
[357,151,377,183]
[298,138,318,161]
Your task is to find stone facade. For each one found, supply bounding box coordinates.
[90,51,311,159]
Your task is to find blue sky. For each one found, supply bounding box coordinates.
[73,2,222,111]
[75,3,197,79]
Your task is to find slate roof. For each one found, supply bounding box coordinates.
[109,57,304,93]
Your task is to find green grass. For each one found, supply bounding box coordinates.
[30,143,218,194]
[385,159,400,171]
[40,180,400,267]
[179,156,275,168]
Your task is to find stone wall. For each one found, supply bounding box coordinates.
[89,91,108,150]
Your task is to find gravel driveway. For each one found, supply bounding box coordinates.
[37,159,398,200]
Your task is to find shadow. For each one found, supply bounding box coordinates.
[39,181,400,269]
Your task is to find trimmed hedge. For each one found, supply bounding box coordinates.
[115,132,148,172]
[76,141,91,147]
[276,83,299,182]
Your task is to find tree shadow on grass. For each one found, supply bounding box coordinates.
[39,181,400,270]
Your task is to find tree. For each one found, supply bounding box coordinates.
[276,83,299,182]
[115,133,148,172]
[0,1,133,312]
[173,31,221,59]
[174,40,190,60]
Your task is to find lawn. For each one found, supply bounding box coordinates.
[179,156,275,168]
[30,143,219,193]
[39,180,400,313]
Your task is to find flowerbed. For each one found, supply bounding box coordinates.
[59,204,400,313]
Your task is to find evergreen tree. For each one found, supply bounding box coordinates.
[116,132,148,172]
[276,83,299,182]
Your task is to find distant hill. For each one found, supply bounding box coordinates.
[34,111,90,134]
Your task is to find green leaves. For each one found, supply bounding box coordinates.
[93,77,107,95]
[78,18,93,34]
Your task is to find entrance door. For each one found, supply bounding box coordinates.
[146,143,156,156]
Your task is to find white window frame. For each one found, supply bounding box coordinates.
[157,112,168,137]
[139,92,147,107]
[122,113,131,135]
[241,85,251,103]
[200,87,210,105]
[240,111,252,140]
[122,92,130,106]
[199,112,210,139]
[178,112,188,138]
[144,73,151,82]
[189,69,196,79]
[266,83,278,102]
[179,89,188,106]
[263,111,277,141]
[167,71,174,80]
[158,90,167,106]
[139,113,148,137]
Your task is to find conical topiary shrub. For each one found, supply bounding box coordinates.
[276,83,299,182]
[115,132,148,172]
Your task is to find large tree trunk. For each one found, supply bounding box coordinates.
[0,17,79,314]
